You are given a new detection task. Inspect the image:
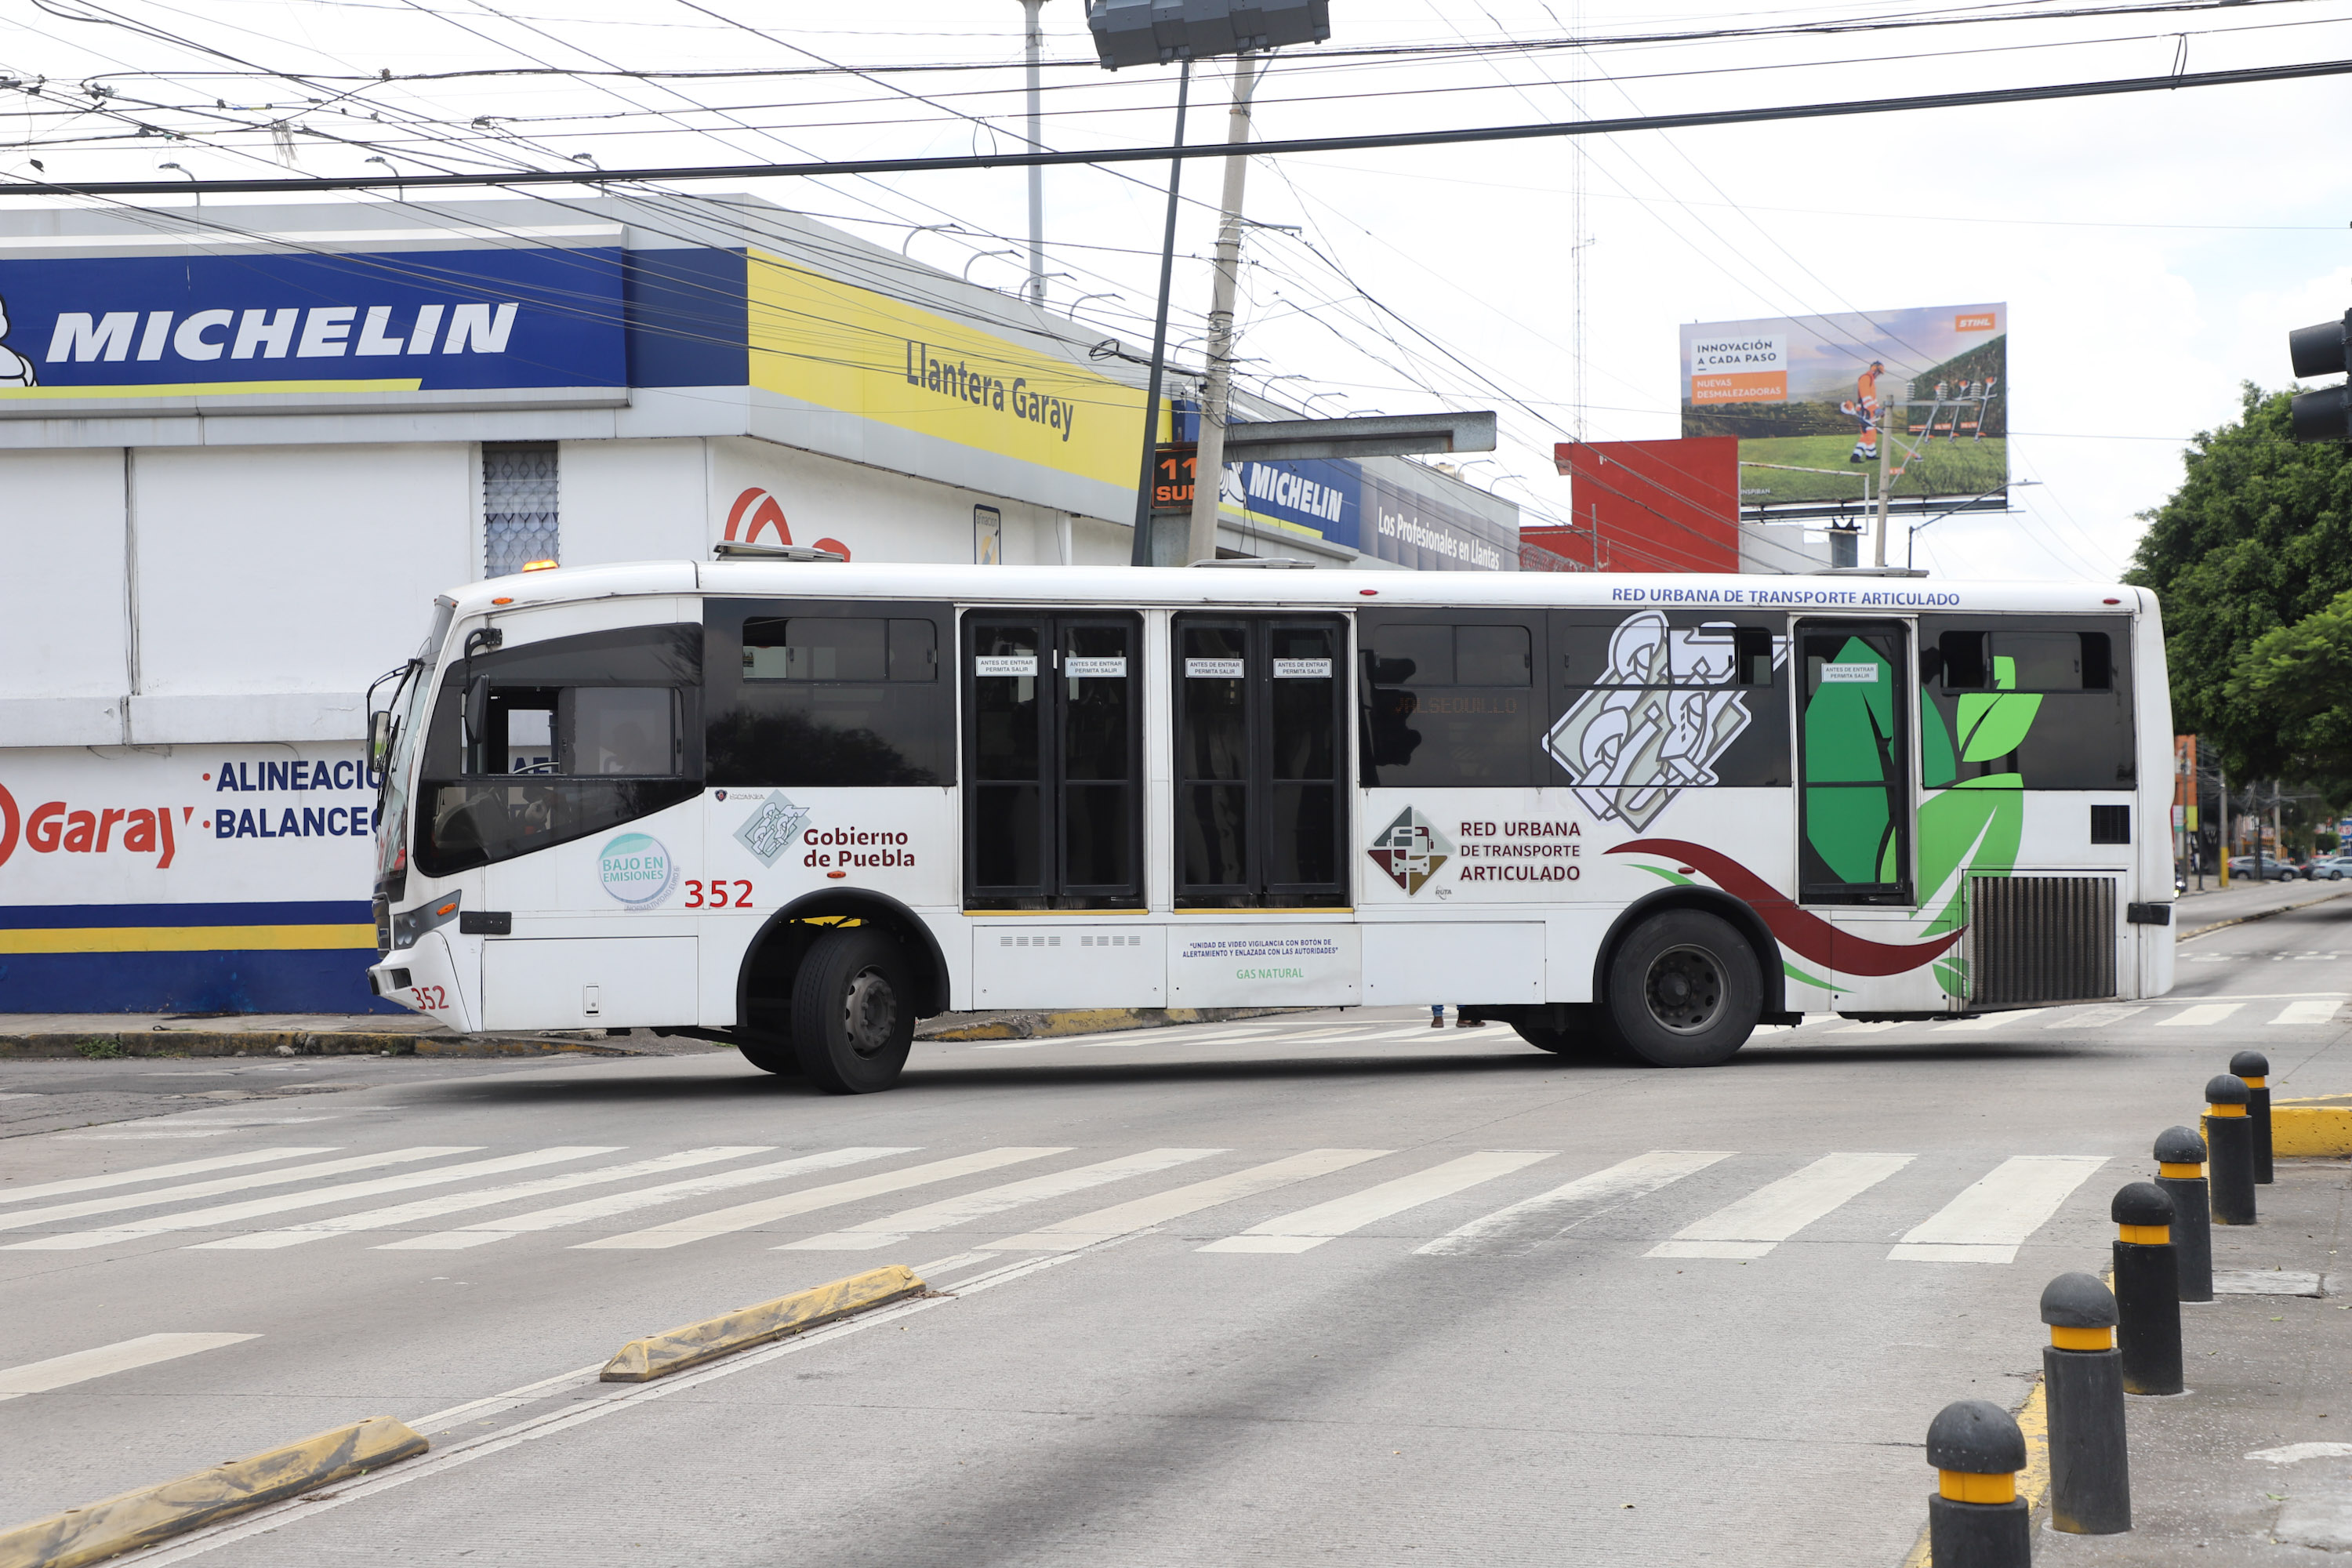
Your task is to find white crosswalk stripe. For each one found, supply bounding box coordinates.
[2272,998,2343,1026]
[782,1148,1222,1250]
[6,1149,614,1251]
[1832,1022,1904,1034]
[0,1147,460,1236]
[987,1149,1387,1252]
[2047,1005,2146,1030]
[1417,1149,1732,1258]
[1937,1012,2022,1033]
[0,1148,332,1208]
[191,1148,778,1250]
[377,1146,913,1251]
[2157,1003,2245,1027]
[578,1148,1068,1251]
[1888,1156,2107,1263]
[1646,1152,1914,1260]
[1200,1151,1555,1254]
[0,1334,260,1401]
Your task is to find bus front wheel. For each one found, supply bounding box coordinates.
[791,928,916,1094]
[1602,911,1761,1068]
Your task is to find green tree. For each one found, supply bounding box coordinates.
[2126,384,2352,781]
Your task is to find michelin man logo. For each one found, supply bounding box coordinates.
[1544,610,1784,831]
[0,296,36,389]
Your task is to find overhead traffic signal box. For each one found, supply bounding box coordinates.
[1086,0,1331,69]
[2288,309,2352,442]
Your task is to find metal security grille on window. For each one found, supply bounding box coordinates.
[485,444,558,577]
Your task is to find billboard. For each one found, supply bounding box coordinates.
[1679,303,2005,514]
[0,247,628,412]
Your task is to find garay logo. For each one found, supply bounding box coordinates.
[721,487,850,561]
[0,782,179,870]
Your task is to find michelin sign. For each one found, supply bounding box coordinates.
[0,245,625,410]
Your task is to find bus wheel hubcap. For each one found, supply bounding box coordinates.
[1646,946,1723,1034]
[842,967,897,1058]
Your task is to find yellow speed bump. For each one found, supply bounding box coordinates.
[2273,1094,2352,1158]
[0,1415,426,1568]
[601,1265,928,1383]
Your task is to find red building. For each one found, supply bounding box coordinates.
[1529,437,1740,573]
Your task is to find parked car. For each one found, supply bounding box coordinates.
[2227,855,2297,881]
[2311,855,2352,880]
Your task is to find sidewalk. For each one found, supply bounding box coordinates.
[2032,1157,2352,1563]
[2176,877,2352,936]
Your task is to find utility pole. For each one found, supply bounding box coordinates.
[1187,53,1262,565]
[1126,58,1193,568]
[2219,760,2230,887]
[1021,0,1047,307]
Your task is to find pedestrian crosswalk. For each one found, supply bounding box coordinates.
[0,1139,2124,1271]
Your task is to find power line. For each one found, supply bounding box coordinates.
[11,53,2352,196]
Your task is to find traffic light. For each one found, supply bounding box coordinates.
[1086,0,1330,70]
[2288,310,2352,441]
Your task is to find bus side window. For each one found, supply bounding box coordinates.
[1918,616,2133,788]
[706,600,951,789]
[1547,611,1789,791]
[1357,616,1539,788]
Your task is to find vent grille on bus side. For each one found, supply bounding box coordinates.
[1966,876,2118,1006]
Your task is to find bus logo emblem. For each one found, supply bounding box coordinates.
[1368,807,1451,895]
[1544,610,1776,832]
[733,795,809,866]
[599,831,679,906]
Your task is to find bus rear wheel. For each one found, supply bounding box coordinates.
[1602,911,1761,1069]
[790,928,915,1094]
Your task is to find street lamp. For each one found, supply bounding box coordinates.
[158,160,197,206]
[1085,0,1332,566]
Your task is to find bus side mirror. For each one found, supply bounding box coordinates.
[463,677,488,759]
[368,709,394,770]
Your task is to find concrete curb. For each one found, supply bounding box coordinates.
[600,1265,928,1383]
[0,1031,631,1062]
[0,1415,427,1568]
[2273,1098,2352,1157]
[2179,883,2352,941]
[917,1006,1298,1044]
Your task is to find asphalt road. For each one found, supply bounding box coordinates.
[4,895,2350,1567]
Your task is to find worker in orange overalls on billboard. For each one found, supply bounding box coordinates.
[1841,360,1884,464]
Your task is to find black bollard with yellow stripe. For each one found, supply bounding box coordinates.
[2154,1125,2214,1304]
[2112,1181,2183,1396]
[1926,1399,2031,1568]
[2231,1050,2274,1184]
[2205,1073,2258,1226]
[2042,1272,2130,1534]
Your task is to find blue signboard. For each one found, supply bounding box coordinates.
[0,246,628,397]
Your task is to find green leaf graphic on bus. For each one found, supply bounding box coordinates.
[1956,691,2044,763]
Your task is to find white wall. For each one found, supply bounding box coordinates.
[556,437,709,568]
[129,443,474,740]
[0,447,129,744]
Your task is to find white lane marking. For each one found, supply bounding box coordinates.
[909,1250,995,1279]
[1887,1155,2108,1264]
[0,1333,260,1401]
[376,1147,913,1250]
[2047,1005,2147,1030]
[189,1148,778,1250]
[0,1149,334,1208]
[1416,1149,1734,1258]
[2272,998,2343,1026]
[1201,1151,1557,1254]
[1832,1022,1904,1034]
[576,1148,1068,1250]
[781,1147,1222,1250]
[7,1149,608,1251]
[0,1092,40,1100]
[0,1148,454,1235]
[124,1241,1134,1567]
[2157,1003,2246,1027]
[2251,1443,2352,1465]
[1938,1012,2024,1033]
[1645,1152,1915,1261]
[986,1149,1388,1251]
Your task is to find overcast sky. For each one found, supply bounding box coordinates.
[4,0,2348,579]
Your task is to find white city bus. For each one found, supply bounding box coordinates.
[365,554,2176,1091]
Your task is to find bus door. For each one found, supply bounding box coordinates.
[1795,617,1944,1007]
[1171,614,1349,907]
[1795,619,1915,908]
[962,612,1145,909]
